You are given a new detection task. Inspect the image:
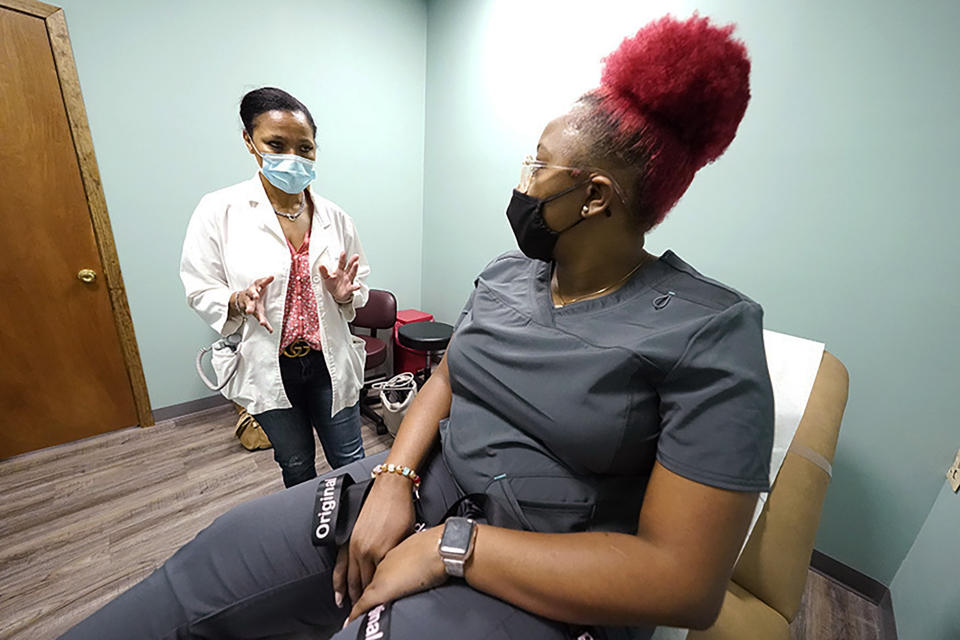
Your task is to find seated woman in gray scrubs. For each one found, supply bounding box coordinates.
[59,15,773,640]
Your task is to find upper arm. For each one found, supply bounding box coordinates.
[640,300,773,624]
[453,286,477,333]
[323,209,369,322]
[179,196,242,335]
[180,196,227,293]
[636,461,758,625]
[655,301,774,492]
[338,212,370,314]
[342,215,370,279]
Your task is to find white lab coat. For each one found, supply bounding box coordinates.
[180,173,370,416]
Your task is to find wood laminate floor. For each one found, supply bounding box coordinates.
[791,571,889,640]
[0,405,886,639]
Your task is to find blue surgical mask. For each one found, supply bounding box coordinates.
[248,137,316,194]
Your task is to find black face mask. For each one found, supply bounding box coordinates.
[506,183,587,262]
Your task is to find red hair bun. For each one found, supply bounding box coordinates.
[600,14,751,170]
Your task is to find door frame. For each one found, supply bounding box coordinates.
[4,0,154,427]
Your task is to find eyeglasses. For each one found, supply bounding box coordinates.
[519,155,628,204]
[519,156,582,193]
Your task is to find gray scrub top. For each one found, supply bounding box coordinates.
[441,250,775,536]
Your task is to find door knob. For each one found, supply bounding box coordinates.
[77,268,97,283]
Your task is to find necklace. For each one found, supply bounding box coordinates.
[552,256,648,307]
[273,194,306,221]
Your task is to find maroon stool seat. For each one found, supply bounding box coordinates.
[350,289,397,435]
[358,334,387,369]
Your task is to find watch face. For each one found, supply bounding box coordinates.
[440,517,473,555]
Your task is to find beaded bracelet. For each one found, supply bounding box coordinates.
[371,463,421,496]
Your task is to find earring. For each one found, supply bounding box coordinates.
[581,205,589,218]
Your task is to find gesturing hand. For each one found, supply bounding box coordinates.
[319,251,361,304]
[236,275,275,333]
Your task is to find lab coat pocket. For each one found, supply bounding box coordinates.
[211,340,238,380]
[348,335,367,378]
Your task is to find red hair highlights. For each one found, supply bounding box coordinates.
[579,14,751,226]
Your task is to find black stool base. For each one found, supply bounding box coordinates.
[359,389,388,435]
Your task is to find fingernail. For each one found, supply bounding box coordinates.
[342,617,350,630]
[335,591,343,608]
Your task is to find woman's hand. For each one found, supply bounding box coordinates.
[236,275,275,333]
[332,475,416,609]
[319,251,361,303]
[344,526,447,623]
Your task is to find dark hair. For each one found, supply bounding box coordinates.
[571,15,751,230]
[240,87,317,137]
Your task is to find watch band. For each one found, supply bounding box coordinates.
[438,517,477,578]
[442,555,466,577]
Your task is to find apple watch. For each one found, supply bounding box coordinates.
[438,516,477,577]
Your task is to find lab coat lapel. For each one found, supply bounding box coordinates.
[246,173,288,244]
[308,185,333,271]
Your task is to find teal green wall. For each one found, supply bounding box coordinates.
[57,0,427,409]
[421,0,960,585]
[891,481,960,639]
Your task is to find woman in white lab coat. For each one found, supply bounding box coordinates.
[180,87,371,487]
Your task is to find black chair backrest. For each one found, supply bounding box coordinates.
[352,289,397,332]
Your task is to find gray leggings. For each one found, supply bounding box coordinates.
[57,450,576,640]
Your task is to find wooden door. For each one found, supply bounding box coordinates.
[0,0,151,458]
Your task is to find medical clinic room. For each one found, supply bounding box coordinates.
[2,0,958,639]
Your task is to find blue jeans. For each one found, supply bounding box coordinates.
[254,350,364,487]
